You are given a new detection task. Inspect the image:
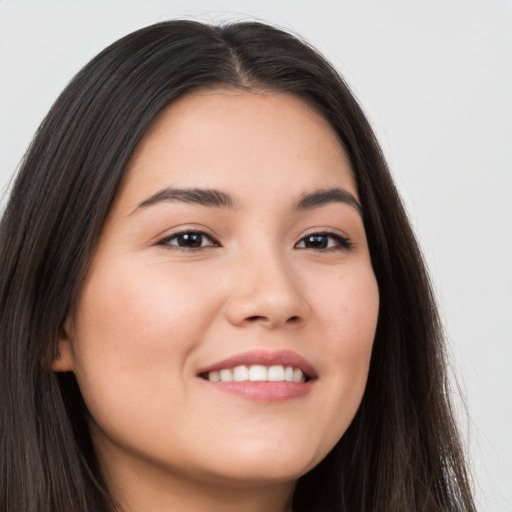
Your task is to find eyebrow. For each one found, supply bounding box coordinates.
[132,186,362,216]
[294,188,363,216]
[133,187,236,213]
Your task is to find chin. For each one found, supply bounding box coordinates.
[197,440,326,486]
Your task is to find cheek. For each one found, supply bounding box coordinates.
[68,261,222,420]
[76,259,220,354]
[315,263,379,347]
[313,267,379,416]
[337,274,378,378]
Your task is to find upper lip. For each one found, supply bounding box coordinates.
[197,349,317,379]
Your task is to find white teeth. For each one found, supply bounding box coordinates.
[293,368,306,383]
[249,365,267,381]
[219,369,233,382]
[209,370,221,382]
[233,365,249,382]
[206,364,306,383]
[268,365,284,381]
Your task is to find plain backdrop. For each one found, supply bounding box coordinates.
[1,1,511,510]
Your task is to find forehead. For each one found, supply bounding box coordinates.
[117,88,357,212]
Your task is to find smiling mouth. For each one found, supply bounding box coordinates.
[200,364,308,383]
[196,349,316,400]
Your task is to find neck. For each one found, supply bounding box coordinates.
[102,453,295,512]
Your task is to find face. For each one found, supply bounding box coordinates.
[54,90,379,498]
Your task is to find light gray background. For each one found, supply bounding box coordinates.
[1,1,510,510]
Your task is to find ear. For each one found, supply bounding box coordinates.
[51,315,76,372]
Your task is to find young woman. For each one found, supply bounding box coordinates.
[0,20,475,512]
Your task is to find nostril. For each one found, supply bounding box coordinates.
[247,315,266,322]
[245,315,301,325]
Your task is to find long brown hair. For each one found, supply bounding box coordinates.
[0,20,475,511]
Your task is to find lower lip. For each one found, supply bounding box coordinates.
[200,379,315,401]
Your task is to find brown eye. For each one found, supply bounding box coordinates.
[295,232,352,250]
[159,231,219,250]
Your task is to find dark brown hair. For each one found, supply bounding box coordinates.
[0,20,475,511]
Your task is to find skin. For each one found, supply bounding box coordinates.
[53,89,380,512]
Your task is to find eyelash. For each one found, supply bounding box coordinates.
[157,229,353,252]
[157,230,220,251]
[295,231,353,251]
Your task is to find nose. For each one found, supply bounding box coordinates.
[225,250,310,329]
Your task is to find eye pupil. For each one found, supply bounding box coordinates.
[305,235,328,249]
[177,233,202,247]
